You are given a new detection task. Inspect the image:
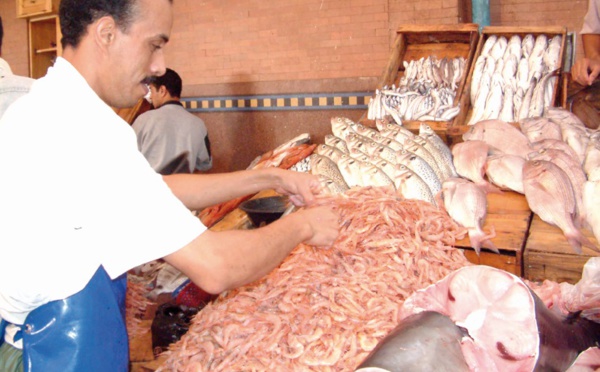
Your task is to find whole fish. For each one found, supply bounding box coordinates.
[531,138,581,164]
[419,123,458,177]
[317,174,349,195]
[470,55,487,103]
[518,78,536,121]
[584,134,600,181]
[468,74,491,125]
[394,164,437,206]
[519,116,562,143]
[528,148,587,226]
[502,54,518,91]
[315,143,345,164]
[481,35,498,58]
[516,57,530,93]
[545,108,590,164]
[324,134,349,154]
[529,34,548,61]
[308,153,348,190]
[336,154,364,187]
[521,34,535,59]
[402,138,445,182]
[490,36,508,61]
[396,150,441,195]
[528,70,558,118]
[442,177,497,254]
[350,122,380,140]
[522,160,598,254]
[412,135,454,182]
[359,161,395,189]
[505,34,522,61]
[462,119,532,159]
[543,35,562,71]
[485,153,526,194]
[452,140,501,193]
[482,72,504,121]
[330,117,355,139]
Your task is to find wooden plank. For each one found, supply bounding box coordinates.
[524,215,600,284]
[454,191,532,254]
[460,249,520,276]
[377,33,406,89]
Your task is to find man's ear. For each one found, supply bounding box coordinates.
[94,16,117,49]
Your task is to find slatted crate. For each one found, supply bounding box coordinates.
[454,191,532,277]
[362,24,480,139]
[524,215,600,284]
[447,26,568,142]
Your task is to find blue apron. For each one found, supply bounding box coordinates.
[1,265,129,372]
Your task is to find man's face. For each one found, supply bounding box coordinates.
[103,0,173,108]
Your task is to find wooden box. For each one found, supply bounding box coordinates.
[455,191,532,277]
[524,215,600,284]
[16,0,60,18]
[362,24,480,138]
[448,26,567,142]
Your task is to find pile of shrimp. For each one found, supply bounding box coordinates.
[159,186,471,371]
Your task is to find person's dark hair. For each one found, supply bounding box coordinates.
[150,68,182,98]
[59,0,138,49]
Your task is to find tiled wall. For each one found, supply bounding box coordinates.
[0,0,591,172]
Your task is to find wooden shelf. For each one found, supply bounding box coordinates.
[16,0,60,18]
[28,15,62,79]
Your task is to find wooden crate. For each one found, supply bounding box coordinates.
[363,24,480,137]
[524,215,600,284]
[455,191,532,277]
[448,26,567,142]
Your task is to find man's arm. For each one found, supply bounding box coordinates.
[163,167,321,211]
[572,33,600,86]
[163,203,339,294]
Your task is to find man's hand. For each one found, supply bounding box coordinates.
[572,57,600,86]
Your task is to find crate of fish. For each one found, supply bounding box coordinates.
[365,24,480,137]
[448,26,567,139]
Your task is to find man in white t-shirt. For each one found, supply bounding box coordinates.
[0,0,339,370]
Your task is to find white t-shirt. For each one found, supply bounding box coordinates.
[582,0,600,34]
[0,57,205,326]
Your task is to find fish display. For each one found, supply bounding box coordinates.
[468,34,561,124]
[462,119,532,159]
[368,56,466,123]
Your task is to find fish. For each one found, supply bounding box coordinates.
[452,140,501,194]
[358,161,395,189]
[544,107,590,163]
[468,73,491,125]
[481,35,498,58]
[485,153,526,194]
[528,148,587,226]
[505,34,522,61]
[462,119,532,159]
[418,123,458,177]
[521,34,535,59]
[470,55,487,104]
[583,180,600,245]
[394,164,437,206]
[522,160,598,254]
[531,138,581,165]
[336,154,364,187]
[308,153,348,190]
[528,70,559,118]
[324,134,349,154]
[317,174,349,195]
[519,116,562,143]
[584,134,600,181]
[315,143,345,164]
[402,138,445,182]
[330,117,355,139]
[490,36,508,61]
[411,135,454,182]
[482,72,504,121]
[355,311,470,372]
[530,34,548,61]
[518,78,536,121]
[516,57,530,93]
[501,54,518,91]
[543,35,562,71]
[442,177,497,254]
[396,150,441,196]
[401,265,600,371]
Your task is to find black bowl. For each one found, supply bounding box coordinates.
[239,196,289,227]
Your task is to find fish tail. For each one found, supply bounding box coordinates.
[468,226,497,255]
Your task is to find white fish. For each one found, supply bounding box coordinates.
[523,160,598,254]
[470,55,488,104]
[521,34,535,59]
[516,58,530,93]
[324,134,349,154]
[502,54,518,91]
[481,35,498,58]
[584,134,600,181]
[543,35,562,71]
[482,72,504,121]
[419,123,458,177]
[531,138,581,165]
[309,154,348,190]
[485,153,526,194]
[583,180,600,245]
[518,78,536,121]
[505,35,522,61]
[396,150,441,195]
[442,177,497,254]
[529,34,548,61]
[330,117,355,139]
[468,74,491,125]
[544,108,590,163]
[490,36,508,61]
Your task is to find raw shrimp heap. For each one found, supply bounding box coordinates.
[159,186,471,371]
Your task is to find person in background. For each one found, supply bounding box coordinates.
[0,16,35,118]
[572,0,600,86]
[0,0,339,371]
[132,68,212,175]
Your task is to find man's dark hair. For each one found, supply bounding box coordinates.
[150,68,182,98]
[59,0,138,48]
